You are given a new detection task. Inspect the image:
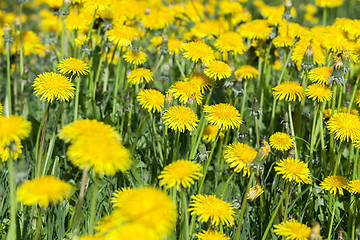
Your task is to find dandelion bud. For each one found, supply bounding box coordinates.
[95,82,103,106]
[3,24,13,45]
[160,33,169,55]
[247,184,264,201]
[258,140,271,159]
[309,222,321,240]
[60,0,71,16]
[282,0,293,21]
[301,45,314,71]
[328,56,345,85]
[341,49,350,73]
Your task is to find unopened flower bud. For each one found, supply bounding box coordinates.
[301,45,314,71]
[328,56,345,84]
[282,0,292,21]
[341,49,350,73]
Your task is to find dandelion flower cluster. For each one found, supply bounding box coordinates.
[188,194,235,226]
[234,65,259,81]
[57,57,89,76]
[32,72,75,103]
[188,73,214,93]
[320,175,348,195]
[137,89,164,113]
[274,219,312,240]
[275,158,311,184]
[124,50,147,65]
[168,80,203,105]
[204,103,242,130]
[196,229,230,240]
[215,31,245,54]
[107,25,138,48]
[269,132,294,151]
[17,176,73,207]
[158,160,202,190]
[224,143,257,176]
[162,105,199,132]
[182,41,215,64]
[272,81,305,102]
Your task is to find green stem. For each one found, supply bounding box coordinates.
[6,39,12,116]
[74,77,81,121]
[150,112,164,164]
[88,175,99,235]
[60,15,66,59]
[130,112,149,154]
[240,81,247,117]
[36,102,51,178]
[284,183,292,222]
[322,7,327,26]
[255,115,260,149]
[333,141,345,175]
[7,155,16,240]
[112,50,123,122]
[261,190,286,240]
[288,103,299,159]
[309,104,319,163]
[235,172,255,240]
[173,130,181,162]
[34,207,43,240]
[327,195,337,240]
[181,188,189,240]
[348,77,360,111]
[221,172,235,200]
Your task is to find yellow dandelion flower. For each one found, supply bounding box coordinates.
[17,176,73,207]
[188,73,214,93]
[278,22,309,40]
[142,7,174,30]
[291,39,325,69]
[202,124,224,142]
[127,68,153,85]
[65,12,92,32]
[274,219,312,240]
[234,65,259,81]
[204,103,242,130]
[110,187,134,208]
[162,105,199,132]
[322,108,332,120]
[104,223,159,240]
[269,132,294,151]
[168,80,203,105]
[272,35,294,48]
[215,31,246,55]
[315,0,343,8]
[305,83,332,102]
[320,175,348,195]
[83,0,111,11]
[188,194,235,226]
[347,180,360,194]
[137,89,164,113]
[204,60,232,80]
[275,158,311,184]
[308,67,333,85]
[168,38,184,55]
[58,119,120,143]
[123,50,146,65]
[183,41,215,64]
[96,186,177,238]
[57,57,89,76]
[75,34,90,46]
[258,140,271,159]
[32,72,75,103]
[0,138,23,162]
[158,160,202,190]
[272,81,305,102]
[238,19,272,40]
[196,229,230,240]
[224,143,257,176]
[13,31,45,56]
[247,184,264,201]
[108,25,138,48]
[219,0,243,15]
[327,112,360,142]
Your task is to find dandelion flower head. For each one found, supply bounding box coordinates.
[320,175,348,195]
[127,68,153,85]
[204,103,242,130]
[272,81,305,102]
[272,34,294,48]
[137,89,165,113]
[308,67,333,85]
[327,112,360,142]
[204,60,232,80]
[269,132,294,151]
[347,180,360,194]
[57,57,89,76]
[215,31,246,54]
[234,65,259,81]
[108,25,138,48]
[196,229,230,240]
[162,105,199,132]
[96,186,177,238]
[291,39,325,69]
[17,176,73,207]
[315,0,343,8]
[168,80,203,105]
[274,219,312,240]
[188,194,235,226]
[32,72,75,103]
[275,158,311,184]
[247,184,264,201]
[124,50,147,65]
[202,124,224,142]
[183,41,215,65]
[187,73,214,93]
[158,160,202,190]
[224,143,257,176]
[238,19,272,40]
[305,83,332,102]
